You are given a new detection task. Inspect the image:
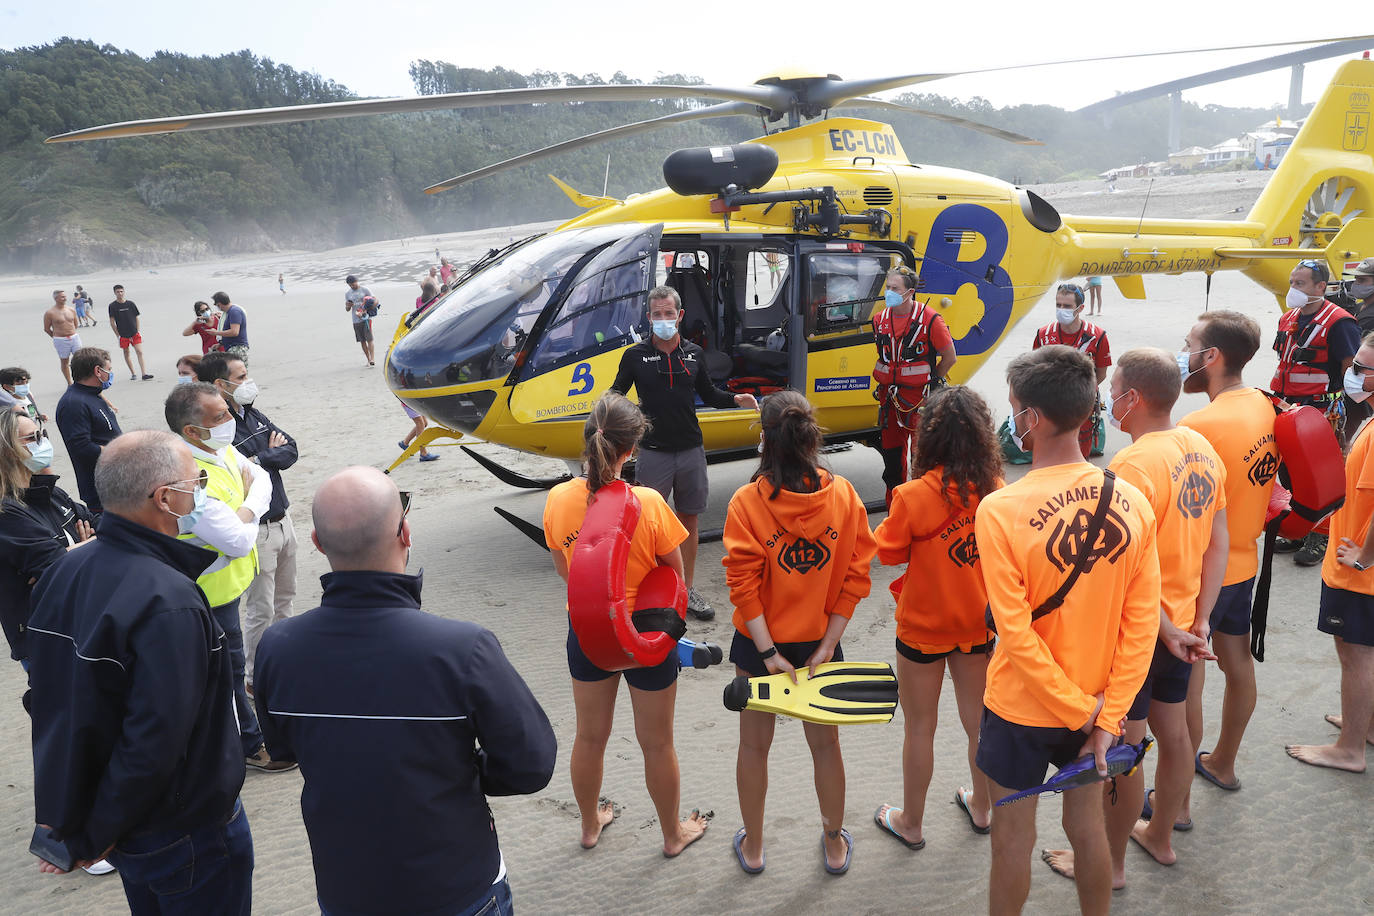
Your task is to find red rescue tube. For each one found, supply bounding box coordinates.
[1265,404,1345,540]
[567,480,686,671]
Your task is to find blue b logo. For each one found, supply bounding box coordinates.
[568,362,595,396]
[920,204,1013,357]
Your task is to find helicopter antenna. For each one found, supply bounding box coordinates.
[1134,178,1155,238]
[603,154,611,197]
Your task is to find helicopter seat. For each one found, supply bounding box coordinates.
[703,348,733,383]
[735,342,788,379]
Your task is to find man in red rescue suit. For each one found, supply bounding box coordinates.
[1273,258,1362,566]
[1031,283,1112,458]
[872,265,956,506]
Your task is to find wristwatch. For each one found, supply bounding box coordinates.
[759,646,778,660]
[1354,560,1370,572]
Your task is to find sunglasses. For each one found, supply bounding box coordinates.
[398,490,412,537]
[149,468,209,499]
[19,427,48,445]
[1354,360,1374,374]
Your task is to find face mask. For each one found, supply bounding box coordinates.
[1009,406,1036,453]
[22,437,54,472]
[884,289,905,309]
[1104,391,1132,430]
[176,374,196,385]
[1056,307,1078,325]
[195,418,237,451]
[1353,281,1374,299]
[1177,350,1196,383]
[651,319,678,342]
[168,483,207,535]
[97,368,113,390]
[1344,367,1372,403]
[13,384,30,398]
[1286,286,1312,310]
[230,379,259,406]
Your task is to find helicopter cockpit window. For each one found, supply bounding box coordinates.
[805,251,901,336]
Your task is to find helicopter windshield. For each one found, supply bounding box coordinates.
[387,226,630,389]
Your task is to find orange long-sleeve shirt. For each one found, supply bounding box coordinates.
[978,464,1161,734]
[724,471,877,643]
[1108,427,1227,631]
[874,467,1000,651]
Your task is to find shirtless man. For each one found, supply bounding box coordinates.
[43,289,82,385]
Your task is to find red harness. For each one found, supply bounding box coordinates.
[1270,300,1352,398]
[567,481,687,671]
[873,304,936,391]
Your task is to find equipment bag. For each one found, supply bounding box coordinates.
[997,417,1032,465]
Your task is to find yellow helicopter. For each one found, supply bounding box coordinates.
[49,49,1374,523]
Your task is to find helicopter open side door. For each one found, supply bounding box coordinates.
[507,224,663,429]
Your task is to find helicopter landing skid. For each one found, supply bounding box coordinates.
[386,427,468,474]
[461,445,575,490]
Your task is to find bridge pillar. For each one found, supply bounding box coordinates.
[1288,63,1304,117]
[1168,91,1182,152]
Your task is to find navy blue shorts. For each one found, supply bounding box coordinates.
[728,630,844,678]
[1126,642,1193,720]
[895,636,995,664]
[976,708,1088,792]
[1209,578,1255,637]
[1318,583,1374,647]
[566,627,678,691]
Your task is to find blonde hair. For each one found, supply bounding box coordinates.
[0,411,36,507]
[582,392,648,503]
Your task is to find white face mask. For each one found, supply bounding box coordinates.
[1056,307,1078,325]
[1286,286,1313,310]
[1104,390,1132,430]
[1009,406,1036,453]
[1344,367,1373,403]
[231,379,259,406]
[195,418,237,451]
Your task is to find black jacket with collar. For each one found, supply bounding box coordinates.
[229,401,298,521]
[610,338,738,451]
[0,474,93,660]
[26,511,243,863]
[53,382,121,511]
[255,570,556,916]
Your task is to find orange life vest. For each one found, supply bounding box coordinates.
[1270,300,1353,398]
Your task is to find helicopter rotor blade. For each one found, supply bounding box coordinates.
[423,101,759,194]
[837,97,1042,145]
[45,84,785,143]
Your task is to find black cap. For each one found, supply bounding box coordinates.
[345,275,358,284]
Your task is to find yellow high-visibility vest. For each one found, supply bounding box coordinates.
[181,446,258,607]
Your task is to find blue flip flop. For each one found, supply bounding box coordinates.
[822,828,854,875]
[733,827,764,875]
[1141,788,1193,832]
[1195,751,1241,791]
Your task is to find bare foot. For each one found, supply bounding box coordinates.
[1285,743,1368,773]
[1043,848,1125,889]
[580,799,617,849]
[1324,713,1374,747]
[663,809,710,858]
[1129,819,1177,866]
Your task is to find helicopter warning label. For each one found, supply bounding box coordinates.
[815,376,871,393]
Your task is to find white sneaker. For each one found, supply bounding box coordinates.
[83,858,116,875]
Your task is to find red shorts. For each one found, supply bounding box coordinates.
[119,333,143,348]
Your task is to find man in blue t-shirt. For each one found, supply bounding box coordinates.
[207,291,250,364]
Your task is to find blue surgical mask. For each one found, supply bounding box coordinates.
[1009,406,1036,453]
[1176,350,1195,382]
[651,319,678,342]
[98,367,113,390]
[22,437,54,472]
[176,374,196,385]
[169,483,207,535]
[884,289,905,309]
[1104,390,1132,430]
[13,384,30,398]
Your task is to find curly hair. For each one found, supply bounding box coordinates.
[911,386,1002,508]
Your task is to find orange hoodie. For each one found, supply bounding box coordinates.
[724,471,877,643]
[875,467,1000,652]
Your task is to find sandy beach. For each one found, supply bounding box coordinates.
[1,172,1371,914]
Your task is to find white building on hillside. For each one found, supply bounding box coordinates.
[1203,138,1248,167]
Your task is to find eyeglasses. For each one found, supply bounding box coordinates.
[1354,360,1374,374]
[398,490,412,537]
[149,468,209,499]
[18,428,48,445]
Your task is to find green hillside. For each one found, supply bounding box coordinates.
[0,39,1291,271]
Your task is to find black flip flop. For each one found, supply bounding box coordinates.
[954,788,992,835]
[1195,751,1241,791]
[873,805,925,850]
[1142,788,1193,832]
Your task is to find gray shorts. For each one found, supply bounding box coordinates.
[634,445,708,516]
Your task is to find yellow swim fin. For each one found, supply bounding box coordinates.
[722,661,898,725]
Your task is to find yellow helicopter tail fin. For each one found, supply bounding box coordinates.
[549,175,620,210]
[1240,57,1374,295]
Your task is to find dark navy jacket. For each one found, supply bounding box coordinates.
[27,512,243,862]
[54,382,121,511]
[229,401,297,521]
[0,475,93,660]
[255,571,556,916]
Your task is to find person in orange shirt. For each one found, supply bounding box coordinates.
[1177,311,1278,805]
[1286,333,1374,772]
[976,345,1160,916]
[1043,348,1225,888]
[873,386,1002,848]
[723,390,877,876]
[542,392,709,856]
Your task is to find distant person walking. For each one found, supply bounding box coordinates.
[54,347,121,514]
[205,292,250,364]
[72,286,95,328]
[183,301,223,355]
[344,275,376,367]
[1085,276,1104,315]
[277,273,285,295]
[107,285,153,381]
[43,289,82,385]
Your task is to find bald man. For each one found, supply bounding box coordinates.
[27,431,252,911]
[254,467,556,916]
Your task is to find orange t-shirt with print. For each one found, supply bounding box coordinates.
[875,467,1000,652]
[1180,388,1278,585]
[1108,427,1227,630]
[543,478,688,608]
[1323,419,1374,595]
[978,463,1161,734]
[723,471,877,644]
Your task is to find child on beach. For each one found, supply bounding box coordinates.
[723,390,877,875]
[873,386,1002,849]
[542,392,709,857]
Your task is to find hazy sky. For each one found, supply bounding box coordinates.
[3,1,1368,112]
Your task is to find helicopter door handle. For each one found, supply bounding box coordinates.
[852,156,875,167]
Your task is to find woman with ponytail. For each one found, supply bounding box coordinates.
[542,392,710,856]
[722,389,877,875]
[872,385,1003,848]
